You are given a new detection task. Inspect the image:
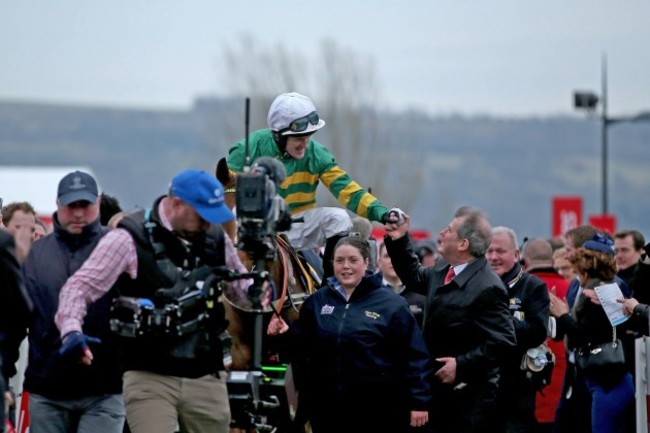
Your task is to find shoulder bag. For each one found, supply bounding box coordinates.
[575,326,625,374]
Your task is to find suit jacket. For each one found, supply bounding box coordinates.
[385,234,516,432]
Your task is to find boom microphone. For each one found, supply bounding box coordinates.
[251,157,287,185]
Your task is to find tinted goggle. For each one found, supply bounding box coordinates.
[285,111,320,133]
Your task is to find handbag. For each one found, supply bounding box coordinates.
[575,326,625,374]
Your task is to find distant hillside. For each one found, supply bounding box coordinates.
[1,98,649,239]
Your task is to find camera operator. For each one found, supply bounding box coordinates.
[55,169,266,433]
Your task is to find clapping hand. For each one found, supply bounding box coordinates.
[549,291,569,317]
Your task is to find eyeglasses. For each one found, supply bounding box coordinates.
[286,111,320,133]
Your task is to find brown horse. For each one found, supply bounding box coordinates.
[215,157,321,371]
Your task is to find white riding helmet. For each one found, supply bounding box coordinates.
[267,92,326,136]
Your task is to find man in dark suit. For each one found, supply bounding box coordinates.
[384,206,516,433]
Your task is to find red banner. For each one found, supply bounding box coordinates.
[552,197,583,238]
[588,214,617,235]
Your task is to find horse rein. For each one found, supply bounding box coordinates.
[272,235,314,315]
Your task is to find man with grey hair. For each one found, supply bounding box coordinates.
[487,227,550,433]
[384,206,516,433]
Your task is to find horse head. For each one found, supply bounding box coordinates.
[215,157,238,243]
[214,156,321,371]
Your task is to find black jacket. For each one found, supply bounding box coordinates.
[114,198,228,378]
[277,272,432,432]
[620,259,650,305]
[375,271,426,328]
[21,214,122,399]
[385,234,516,433]
[557,278,630,390]
[496,264,550,431]
[0,231,32,384]
[0,231,32,422]
[501,265,550,371]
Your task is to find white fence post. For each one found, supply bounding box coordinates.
[636,336,649,433]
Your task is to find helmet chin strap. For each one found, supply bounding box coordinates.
[272,130,314,158]
[272,131,289,156]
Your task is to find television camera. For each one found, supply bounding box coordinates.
[227,99,299,432]
[235,156,292,259]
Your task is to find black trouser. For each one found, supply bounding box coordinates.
[552,363,592,433]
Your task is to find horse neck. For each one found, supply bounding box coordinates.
[222,191,237,243]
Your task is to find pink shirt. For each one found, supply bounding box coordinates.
[55,201,250,337]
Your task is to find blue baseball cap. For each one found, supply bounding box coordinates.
[583,233,615,256]
[169,170,234,224]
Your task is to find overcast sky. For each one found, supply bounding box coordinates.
[1,1,649,118]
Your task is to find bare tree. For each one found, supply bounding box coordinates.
[311,39,381,201]
[217,34,309,134]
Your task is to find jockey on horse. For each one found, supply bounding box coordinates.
[225,92,396,280]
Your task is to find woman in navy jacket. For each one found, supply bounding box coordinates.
[268,235,432,433]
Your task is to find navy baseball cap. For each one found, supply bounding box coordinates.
[57,171,99,206]
[583,233,615,256]
[169,169,234,224]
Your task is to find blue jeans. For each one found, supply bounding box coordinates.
[29,393,125,433]
[585,373,635,433]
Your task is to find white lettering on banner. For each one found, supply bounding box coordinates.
[560,210,578,234]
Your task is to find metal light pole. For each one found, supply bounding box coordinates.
[573,53,650,216]
[601,54,609,215]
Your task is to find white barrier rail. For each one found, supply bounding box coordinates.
[636,336,650,433]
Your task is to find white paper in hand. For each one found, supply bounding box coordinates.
[593,283,629,326]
